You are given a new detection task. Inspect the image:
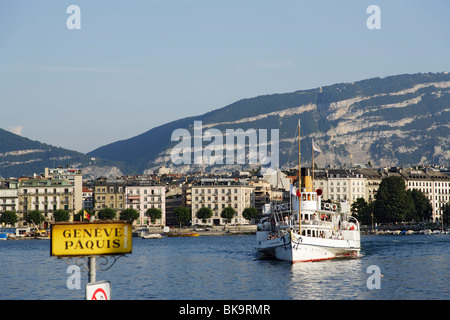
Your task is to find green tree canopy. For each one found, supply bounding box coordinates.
[373,176,415,223]
[242,207,258,222]
[407,189,432,222]
[146,207,162,224]
[0,211,18,226]
[174,206,191,227]
[196,207,213,225]
[351,198,374,225]
[221,207,236,224]
[98,208,116,220]
[27,210,45,226]
[442,202,450,225]
[120,208,140,222]
[53,209,70,222]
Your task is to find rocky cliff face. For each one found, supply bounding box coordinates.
[85,72,449,172]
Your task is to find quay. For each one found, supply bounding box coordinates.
[137,225,257,237]
[360,224,449,235]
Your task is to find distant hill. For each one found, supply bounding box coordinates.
[0,128,122,178]
[88,72,450,173]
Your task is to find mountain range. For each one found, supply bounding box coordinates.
[1,72,449,178]
[88,72,450,173]
[0,128,122,179]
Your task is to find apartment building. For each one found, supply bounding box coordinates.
[18,178,74,226]
[190,179,255,226]
[93,179,126,213]
[82,187,93,211]
[0,179,19,213]
[401,168,450,222]
[248,179,284,214]
[313,169,366,204]
[125,182,166,226]
[44,167,83,214]
[355,168,384,202]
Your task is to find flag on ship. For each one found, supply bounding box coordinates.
[312,138,322,153]
[290,184,301,197]
[83,210,90,221]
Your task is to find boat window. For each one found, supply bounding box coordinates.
[302,194,306,201]
[307,194,311,201]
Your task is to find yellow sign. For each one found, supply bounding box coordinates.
[51,221,132,257]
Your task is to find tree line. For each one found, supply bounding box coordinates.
[351,176,450,226]
[0,205,260,228]
[0,207,163,227]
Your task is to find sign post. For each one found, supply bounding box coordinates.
[51,220,132,300]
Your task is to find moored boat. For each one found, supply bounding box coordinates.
[255,119,361,263]
[167,231,199,237]
[142,233,163,239]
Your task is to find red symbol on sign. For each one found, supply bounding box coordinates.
[92,288,108,300]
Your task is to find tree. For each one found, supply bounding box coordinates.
[351,198,373,225]
[174,206,191,227]
[98,208,116,220]
[146,207,162,225]
[221,207,236,224]
[407,189,432,222]
[27,210,45,226]
[53,209,70,222]
[0,211,18,226]
[120,208,140,222]
[442,202,450,226]
[196,207,213,225]
[373,176,415,224]
[242,207,258,223]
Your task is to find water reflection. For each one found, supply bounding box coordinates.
[287,258,365,299]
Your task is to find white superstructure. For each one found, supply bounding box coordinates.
[256,188,361,263]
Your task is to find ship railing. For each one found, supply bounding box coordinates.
[340,215,360,231]
[301,220,333,229]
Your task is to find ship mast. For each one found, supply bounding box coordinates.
[298,119,301,234]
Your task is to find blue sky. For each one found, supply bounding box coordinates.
[1,0,449,153]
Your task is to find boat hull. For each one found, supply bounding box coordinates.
[167,231,199,237]
[256,233,360,263]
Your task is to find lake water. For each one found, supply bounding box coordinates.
[0,234,449,300]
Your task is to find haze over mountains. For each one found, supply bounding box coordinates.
[1,72,449,178]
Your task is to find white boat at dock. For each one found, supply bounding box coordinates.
[256,189,361,262]
[142,233,163,239]
[255,120,361,263]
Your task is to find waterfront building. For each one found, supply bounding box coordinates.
[0,179,19,214]
[401,168,450,222]
[190,179,255,226]
[355,168,384,202]
[248,179,284,215]
[125,182,166,226]
[82,187,93,211]
[18,178,74,226]
[93,178,126,214]
[312,169,367,204]
[44,167,83,214]
[165,187,183,226]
